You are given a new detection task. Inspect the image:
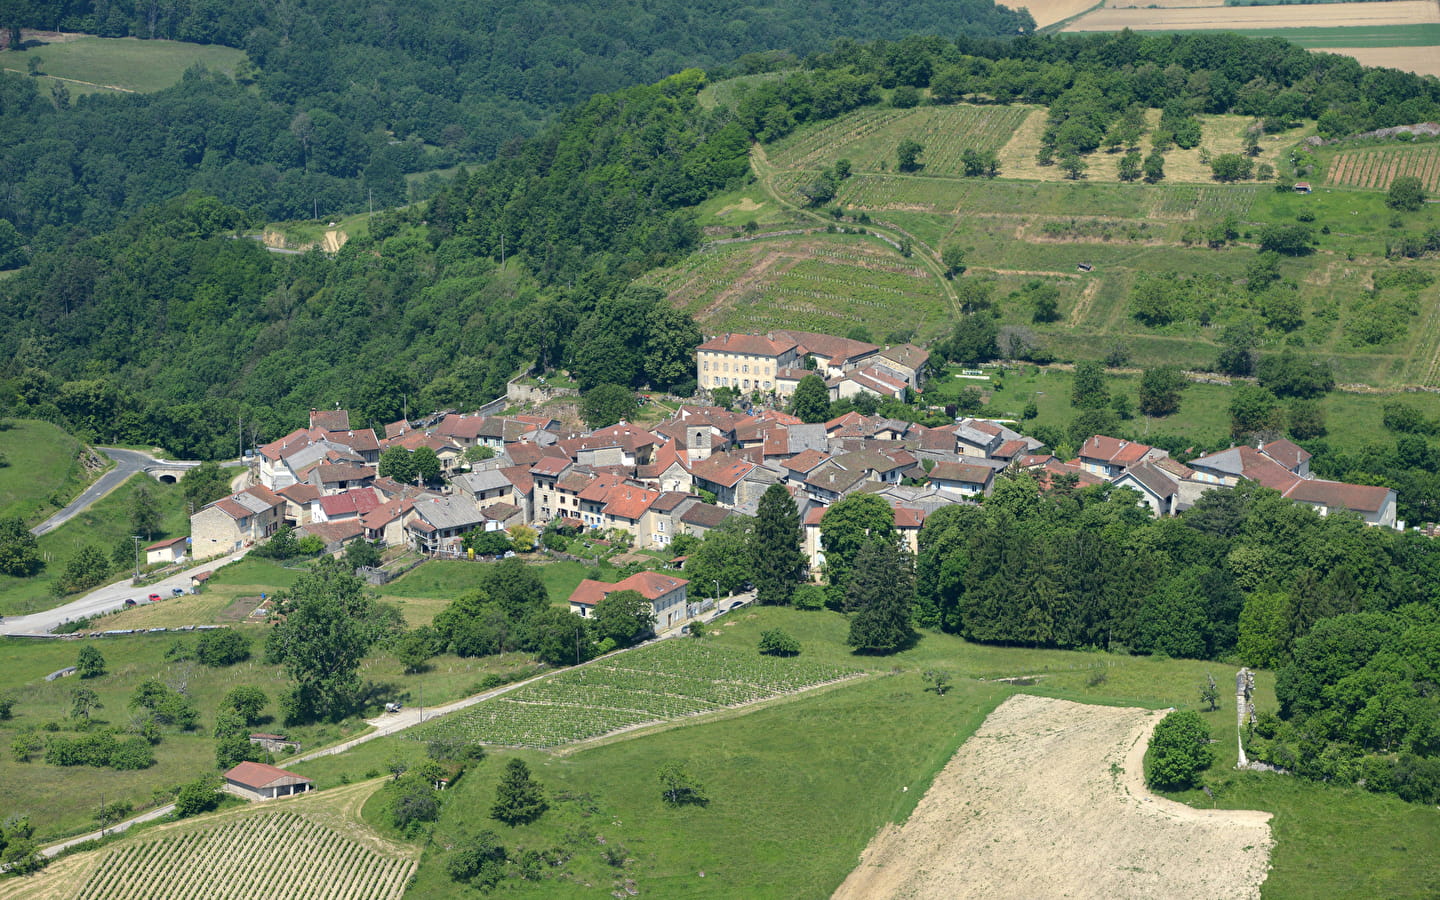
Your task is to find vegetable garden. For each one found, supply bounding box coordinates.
[73,812,416,900]
[1326,145,1440,192]
[413,640,860,749]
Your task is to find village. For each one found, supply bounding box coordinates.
[184,328,1399,630]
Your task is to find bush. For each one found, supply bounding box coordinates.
[448,831,508,888]
[174,776,222,817]
[792,584,826,610]
[757,629,801,657]
[195,629,250,666]
[1147,710,1213,789]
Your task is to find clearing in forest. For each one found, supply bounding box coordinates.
[833,694,1273,900]
[770,105,1033,176]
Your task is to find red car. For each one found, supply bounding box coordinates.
[148,593,162,602]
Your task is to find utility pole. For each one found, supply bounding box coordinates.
[131,535,142,580]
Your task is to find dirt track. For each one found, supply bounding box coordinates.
[833,695,1273,900]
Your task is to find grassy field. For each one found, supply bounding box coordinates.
[0,419,86,524]
[0,35,247,97]
[1204,23,1440,47]
[638,231,951,341]
[770,104,1033,176]
[927,362,1440,455]
[0,475,190,617]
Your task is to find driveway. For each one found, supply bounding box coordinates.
[29,447,155,537]
[0,550,249,636]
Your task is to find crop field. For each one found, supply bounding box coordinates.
[643,233,950,339]
[770,105,1033,176]
[833,696,1273,899]
[1026,0,1106,27]
[414,640,860,749]
[70,811,415,900]
[1062,0,1440,31]
[1326,145,1440,192]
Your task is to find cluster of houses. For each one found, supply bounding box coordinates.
[188,331,1400,608]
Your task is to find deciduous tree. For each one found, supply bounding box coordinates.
[1147,710,1213,789]
[789,374,830,423]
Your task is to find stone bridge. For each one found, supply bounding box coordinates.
[142,458,245,483]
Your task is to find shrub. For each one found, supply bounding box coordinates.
[1147,710,1213,789]
[174,776,222,817]
[448,831,507,888]
[792,584,826,610]
[195,629,250,666]
[757,629,801,657]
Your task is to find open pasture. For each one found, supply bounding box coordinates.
[1326,144,1440,192]
[833,695,1273,900]
[412,639,859,749]
[1062,0,1439,32]
[1024,0,1106,27]
[643,232,950,339]
[770,105,1033,176]
[0,34,247,96]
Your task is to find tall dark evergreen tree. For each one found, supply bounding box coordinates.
[491,758,547,826]
[751,484,806,606]
[845,537,916,654]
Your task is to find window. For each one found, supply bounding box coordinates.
[763,381,771,389]
[742,364,749,374]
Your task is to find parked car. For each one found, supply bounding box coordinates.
[148,593,162,602]
[384,702,403,713]
[123,598,137,608]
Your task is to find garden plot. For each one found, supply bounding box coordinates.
[414,640,860,749]
[833,694,1273,900]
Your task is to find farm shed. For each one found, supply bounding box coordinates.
[224,761,313,801]
[143,536,188,565]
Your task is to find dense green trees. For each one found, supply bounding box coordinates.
[845,537,916,654]
[591,589,657,647]
[1387,175,1427,212]
[0,516,42,576]
[819,494,896,589]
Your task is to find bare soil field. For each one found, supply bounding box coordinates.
[1063,0,1438,30]
[833,694,1273,900]
[1022,0,1104,28]
[1106,0,1224,8]
[1328,45,1440,76]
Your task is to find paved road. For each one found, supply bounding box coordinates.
[0,550,250,636]
[40,803,177,859]
[30,447,155,537]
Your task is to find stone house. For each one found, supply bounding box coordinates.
[191,485,285,555]
[224,761,313,802]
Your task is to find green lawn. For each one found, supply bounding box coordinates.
[0,419,84,524]
[0,475,189,617]
[0,35,247,96]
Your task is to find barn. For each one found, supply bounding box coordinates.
[224,761,314,801]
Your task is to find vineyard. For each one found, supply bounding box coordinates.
[642,233,949,339]
[72,811,416,900]
[769,105,1033,176]
[413,640,861,749]
[1327,145,1440,192]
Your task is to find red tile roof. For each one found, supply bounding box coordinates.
[689,455,754,488]
[1283,479,1392,514]
[697,333,798,357]
[1079,435,1154,467]
[782,448,830,473]
[225,761,312,790]
[144,536,187,551]
[929,462,995,485]
[602,487,660,521]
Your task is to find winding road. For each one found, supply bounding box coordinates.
[29,447,154,537]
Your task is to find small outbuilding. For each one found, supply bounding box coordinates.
[144,536,188,566]
[224,761,313,801]
[1293,182,1312,194]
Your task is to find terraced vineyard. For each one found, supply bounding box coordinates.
[641,233,948,338]
[770,105,1033,176]
[73,812,416,900]
[414,640,860,749]
[1327,145,1440,192]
